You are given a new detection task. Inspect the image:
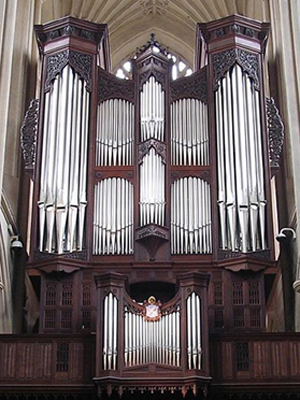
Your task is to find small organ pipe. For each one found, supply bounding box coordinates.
[96,99,134,166]
[187,293,202,370]
[171,178,212,254]
[93,178,134,255]
[171,98,209,166]
[140,77,165,141]
[139,149,165,227]
[123,307,181,368]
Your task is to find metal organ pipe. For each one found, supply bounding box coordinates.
[215,64,267,252]
[93,178,134,255]
[38,66,89,253]
[187,293,202,370]
[103,293,118,370]
[140,148,165,226]
[171,177,212,254]
[171,98,209,166]
[123,307,181,368]
[140,76,165,141]
[96,99,134,166]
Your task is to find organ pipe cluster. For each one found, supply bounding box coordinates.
[103,292,118,370]
[38,66,89,253]
[93,178,134,255]
[171,177,212,254]
[140,76,165,141]
[124,306,180,367]
[215,64,267,252]
[140,148,165,226]
[186,292,202,370]
[96,99,134,166]
[171,99,209,166]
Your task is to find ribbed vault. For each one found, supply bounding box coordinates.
[38,0,266,71]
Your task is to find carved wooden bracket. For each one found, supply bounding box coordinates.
[136,224,169,261]
[45,50,92,92]
[170,67,208,103]
[98,68,134,103]
[20,99,39,178]
[138,140,167,164]
[266,97,284,173]
[212,49,259,91]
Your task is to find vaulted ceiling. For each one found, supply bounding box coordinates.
[38,0,267,69]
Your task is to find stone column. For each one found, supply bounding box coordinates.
[268,0,300,330]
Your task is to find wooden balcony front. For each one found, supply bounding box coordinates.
[1,333,300,396]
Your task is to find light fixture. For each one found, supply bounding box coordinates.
[10,235,24,253]
[276,228,296,243]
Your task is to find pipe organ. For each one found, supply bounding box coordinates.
[23,13,285,399]
[140,148,165,226]
[171,99,209,166]
[96,99,134,166]
[38,65,90,254]
[187,293,202,370]
[215,64,266,252]
[171,177,211,254]
[93,178,134,255]
[124,304,180,367]
[140,76,165,142]
[103,292,118,370]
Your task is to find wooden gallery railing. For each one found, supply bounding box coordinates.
[0,334,95,392]
[94,272,211,397]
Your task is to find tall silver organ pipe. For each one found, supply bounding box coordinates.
[124,306,180,367]
[103,292,118,370]
[38,65,90,253]
[186,292,202,370]
[140,76,165,141]
[171,177,212,254]
[171,98,209,166]
[93,178,134,255]
[140,148,165,226]
[215,64,267,252]
[96,99,134,166]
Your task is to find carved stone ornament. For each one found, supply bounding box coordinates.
[170,67,207,103]
[266,97,284,169]
[138,140,167,164]
[213,49,259,91]
[45,50,92,92]
[98,69,134,102]
[142,296,162,321]
[20,99,39,177]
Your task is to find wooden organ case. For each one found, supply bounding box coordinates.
[21,13,284,399]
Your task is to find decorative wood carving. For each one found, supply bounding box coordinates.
[212,49,259,91]
[266,97,284,169]
[139,68,166,88]
[98,69,134,102]
[138,140,167,164]
[34,250,87,261]
[137,225,168,241]
[36,21,105,54]
[20,99,39,177]
[45,50,92,92]
[170,67,207,103]
[135,33,169,57]
[218,249,271,260]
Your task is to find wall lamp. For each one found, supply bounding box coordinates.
[276,228,296,243]
[10,235,24,254]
